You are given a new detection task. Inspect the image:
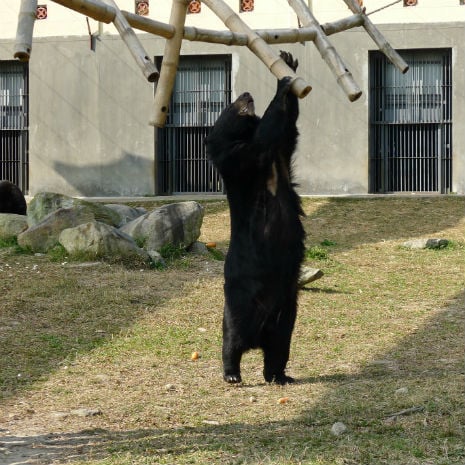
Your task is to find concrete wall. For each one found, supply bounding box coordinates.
[1,19,465,195]
[312,0,465,24]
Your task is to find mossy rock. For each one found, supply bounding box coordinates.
[27,192,121,227]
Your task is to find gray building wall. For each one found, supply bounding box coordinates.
[1,21,464,196]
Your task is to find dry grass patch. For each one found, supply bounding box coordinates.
[0,197,464,465]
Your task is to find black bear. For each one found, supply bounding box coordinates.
[206,52,305,385]
[0,180,27,215]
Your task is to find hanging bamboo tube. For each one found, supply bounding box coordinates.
[341,0,408,73]
[288,0,362,102]
[51,0,115,23]
[14,0,38,61]
[202,0,311,99]
[150,0,189,127]
[105,0,159,82]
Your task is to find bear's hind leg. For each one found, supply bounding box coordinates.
[222,309,244,383]
[262,341,295,385]
[223,348,243,384]
[262,309,296,385]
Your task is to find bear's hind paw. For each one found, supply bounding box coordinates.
[265,373,295,385]
[224,373,242,384]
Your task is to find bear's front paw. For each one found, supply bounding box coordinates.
[224,373,242,384]
[280,51,298,72]
[277,76,293,96]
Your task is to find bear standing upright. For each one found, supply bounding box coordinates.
[206,52,305,385]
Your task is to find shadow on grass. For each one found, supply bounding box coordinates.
[302,196,465,251]
[0,260,205,401]
[2,291,463,465]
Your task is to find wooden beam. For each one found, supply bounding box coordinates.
[150,0,189,127]
[202,0,311,99]
[288,0,362,102]
[14,0,38,61]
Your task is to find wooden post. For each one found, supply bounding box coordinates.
[150,0,189,127]
[105,0,159,82]
[14,0,38,61]
[51,0,115,23]
[288,0,362,102]
[341,0,409,73]
[203,0,311,99]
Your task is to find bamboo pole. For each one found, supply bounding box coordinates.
[288,0,362,102]
[341,0,409,73]
[122,10,175,39]
[14,0,38,61]
[51,0,115,23]
[203,0,311,99]
[184,26,248,45]
[184,26,317,45]
[321,14,364,36]
[150,0,189,127]
[104,0,159,82]
[255,26,317,44]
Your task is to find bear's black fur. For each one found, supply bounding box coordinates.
[0,180,27,215]
[206,52,305,385]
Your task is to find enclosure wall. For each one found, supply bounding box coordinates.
[0,21,464,196]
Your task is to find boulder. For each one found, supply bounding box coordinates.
[17,206,95,252]
[27,192,121,227]
[59,221,150,263]
[104,204,147,227]
[0,213,28,241]
[188,241,210,256]
[402,238,449,250]
[121,201,204,252]
[298,266,324,288]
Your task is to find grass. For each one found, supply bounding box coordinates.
[0,197,464,465]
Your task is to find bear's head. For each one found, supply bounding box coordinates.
[208,92,259,149]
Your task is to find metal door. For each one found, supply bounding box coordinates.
[156,55,231,194]
[0,61,29,192]
[369,50,452,193]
